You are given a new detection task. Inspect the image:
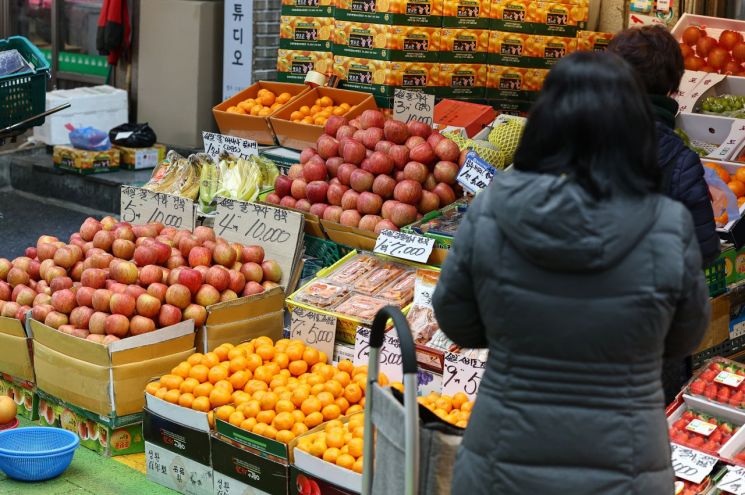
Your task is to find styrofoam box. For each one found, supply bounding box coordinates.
[676,112,745,159]
[33,85,128,145]
[671,13,745,41]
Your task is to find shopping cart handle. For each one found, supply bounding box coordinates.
[369,306,419,375]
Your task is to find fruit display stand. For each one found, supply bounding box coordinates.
[0,315,37,420]
[213,81,311,145]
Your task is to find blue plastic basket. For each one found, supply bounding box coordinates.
[0,427,79,481]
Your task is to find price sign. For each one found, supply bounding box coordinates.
[708,120,745,161]
[354,326,403,383]
[290,307,336,358]
[674,71,705,113]
[202,131,258,161]
[374,229,435,264]
[214,197,304,287]
[456,151,496,194]
[715,370,745,388]
[393,89,435,125]
[685,419,717,436]
[717,465,745,494]
[442,351,485,400]
[669,443,718,484]
[120,186,197,230]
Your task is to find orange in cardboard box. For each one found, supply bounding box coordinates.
[282,0,333,5]
[441,28,489,53]
[439,63,487,86]
[443,0,489,19]
[277,49,334,76]
[487,65,548,92]
[490,0,529,20]
[334,56,394,87]
[527,2,587,26]
[391,25,441,53]
[280,16,334,42]
[335,21,391,52]
[391,62,440,88]
[576,30,613,51]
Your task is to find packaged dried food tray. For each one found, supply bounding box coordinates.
[408,304,440,345]
[327,254,380,285]
[378,270,416,305]
[334,294,390,321]
[353,262,407,295]
[293,279,350,308]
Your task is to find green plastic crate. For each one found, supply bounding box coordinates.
[0,36,50,129]
[302,235,352,280]
[706,257,727,298]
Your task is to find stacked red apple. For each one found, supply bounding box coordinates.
[0,218,282,345]
[680,26,745,74]
[265,110,462,233]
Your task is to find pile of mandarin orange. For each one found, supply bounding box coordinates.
[146,337,384,445]
[417,391,474,429]
[704,162,745,226]
[288,96,355,126]
[296,412,365,474]
[225,89,293,117]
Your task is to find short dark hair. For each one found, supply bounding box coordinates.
[607,26,684,95]
[513,51,660,199]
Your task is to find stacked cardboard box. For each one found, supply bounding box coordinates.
[277,0,336,83]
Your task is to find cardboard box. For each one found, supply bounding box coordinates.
[486,65,548,101]
[261,202,327,239]
[442,0,490,28]
[213,82,310,145]
[440,28,489,63]
[32,318,196,417]
[290,466,359,495]
[695,293,731,354]
[391,61,440,91]
[270,87,377,150]
[52,145,120,174]
[437,63,487,98]
[335,56,394,96]
[488,32,576,67]
[293,446,361,492]
[0,316,33,383]
[0,374,38,421]
[37,390,144,456]
[334,0,443,26]
[488,99,533,115]
[115,144,167,170]
[280,16,335,52]
[722,246,738,286]
[211,433,290,495]
[281,0,335,17]
[391,26,440,62]
[277,50,334,84]
[143,408,214,495]
[434,98,496,137]
[576,30,613,51]
[490,0,589,36]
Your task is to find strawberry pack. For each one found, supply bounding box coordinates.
[675,477,711,495]
[688,358,745,410]
[669,408,740,454]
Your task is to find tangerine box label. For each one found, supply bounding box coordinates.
[335,55,394,95]
[488,98,533,114]
[335,0,443,26]
[443,0,490,28]
[487,65,548,101]
[333,21,393,60]
[391,61,440,90]
[488,32,576,67]
[440,28,489,63]
[280,16,334,51]
[490,0,588,35]
[277,50,334,83]
[391,26,440,62]
[280,0,335,17]
[438,63,487,98]
[576,30,613,52]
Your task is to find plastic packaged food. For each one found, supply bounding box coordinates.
[328,254,379,285]
[334,295,389,321]
[294,279,350,308]
[675,478,710,495]
[408,305,440,345]
[668,407,739,454]
[687,358,745,410]
[378,270,416,305]
[354,263,407,296]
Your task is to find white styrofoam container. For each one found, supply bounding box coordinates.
[671,13,745,40]
[33,85,128,145]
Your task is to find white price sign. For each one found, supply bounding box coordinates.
[718,465,745,494]
[120,186,197,230]
[354,326,403,383]
[393,89,435,125]
[715,370,745,388]
[674,71,705,113]
[708,120,745,161]
[456,151,496,194]
[374,229,434,264]
[214,197,304,287]
[202,131,258,161]
[669,443,719,484]
[290,307,336,358]
[442,351,485,400]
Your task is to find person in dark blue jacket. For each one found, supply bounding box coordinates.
[609,26,718,405]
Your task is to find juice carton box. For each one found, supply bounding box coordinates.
[576,30,613,51]
[440,28,490,63]
[280,16,335,51]
[281,0,335,17]
[488,31,576,67]
[335,0,443,25]
[334,21,393,60]
[486,65,548,100]
[277,49,334,83]
[335,55,395,96]
[438,63,487,98]
[391,61,440,91]
[391,25,440,62]
[443,0,490,28]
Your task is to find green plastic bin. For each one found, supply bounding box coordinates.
[0,36,50,129]
[706,257,727,298]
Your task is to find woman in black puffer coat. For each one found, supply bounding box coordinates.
[610,27,719,405]
[433,53,710,495]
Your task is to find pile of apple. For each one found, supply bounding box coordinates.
[680,26,745,74]
[265,110,463,232]
[0,218,282,344]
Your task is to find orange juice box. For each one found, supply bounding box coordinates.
[333,21,394,60]
[438,63,487,98]
[335,55,396,96]
[277,49,334,83]
[576,30,613,51]
[527,2,588,36]
[488,32,575,67]
[440,28,490,63]
[391,62,440,91]
[390,26,440,62]
[335,0,443,25]
[443,0,490,28]
[281,0,335,17]
[280,16,334,51]
[486,65,548,100]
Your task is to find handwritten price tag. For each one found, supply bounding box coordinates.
[457,151,496,194]
[708,120,745,161]
[290,307,336,358]
[669,443,718,484]
[202,131,258,161]
[120,186,197,229]
[717,465,745,494]
[214,197,304,287]
[354,326,403,383]
[394,89,435,126]
[442,351,485,400]
[374,229,434,264]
